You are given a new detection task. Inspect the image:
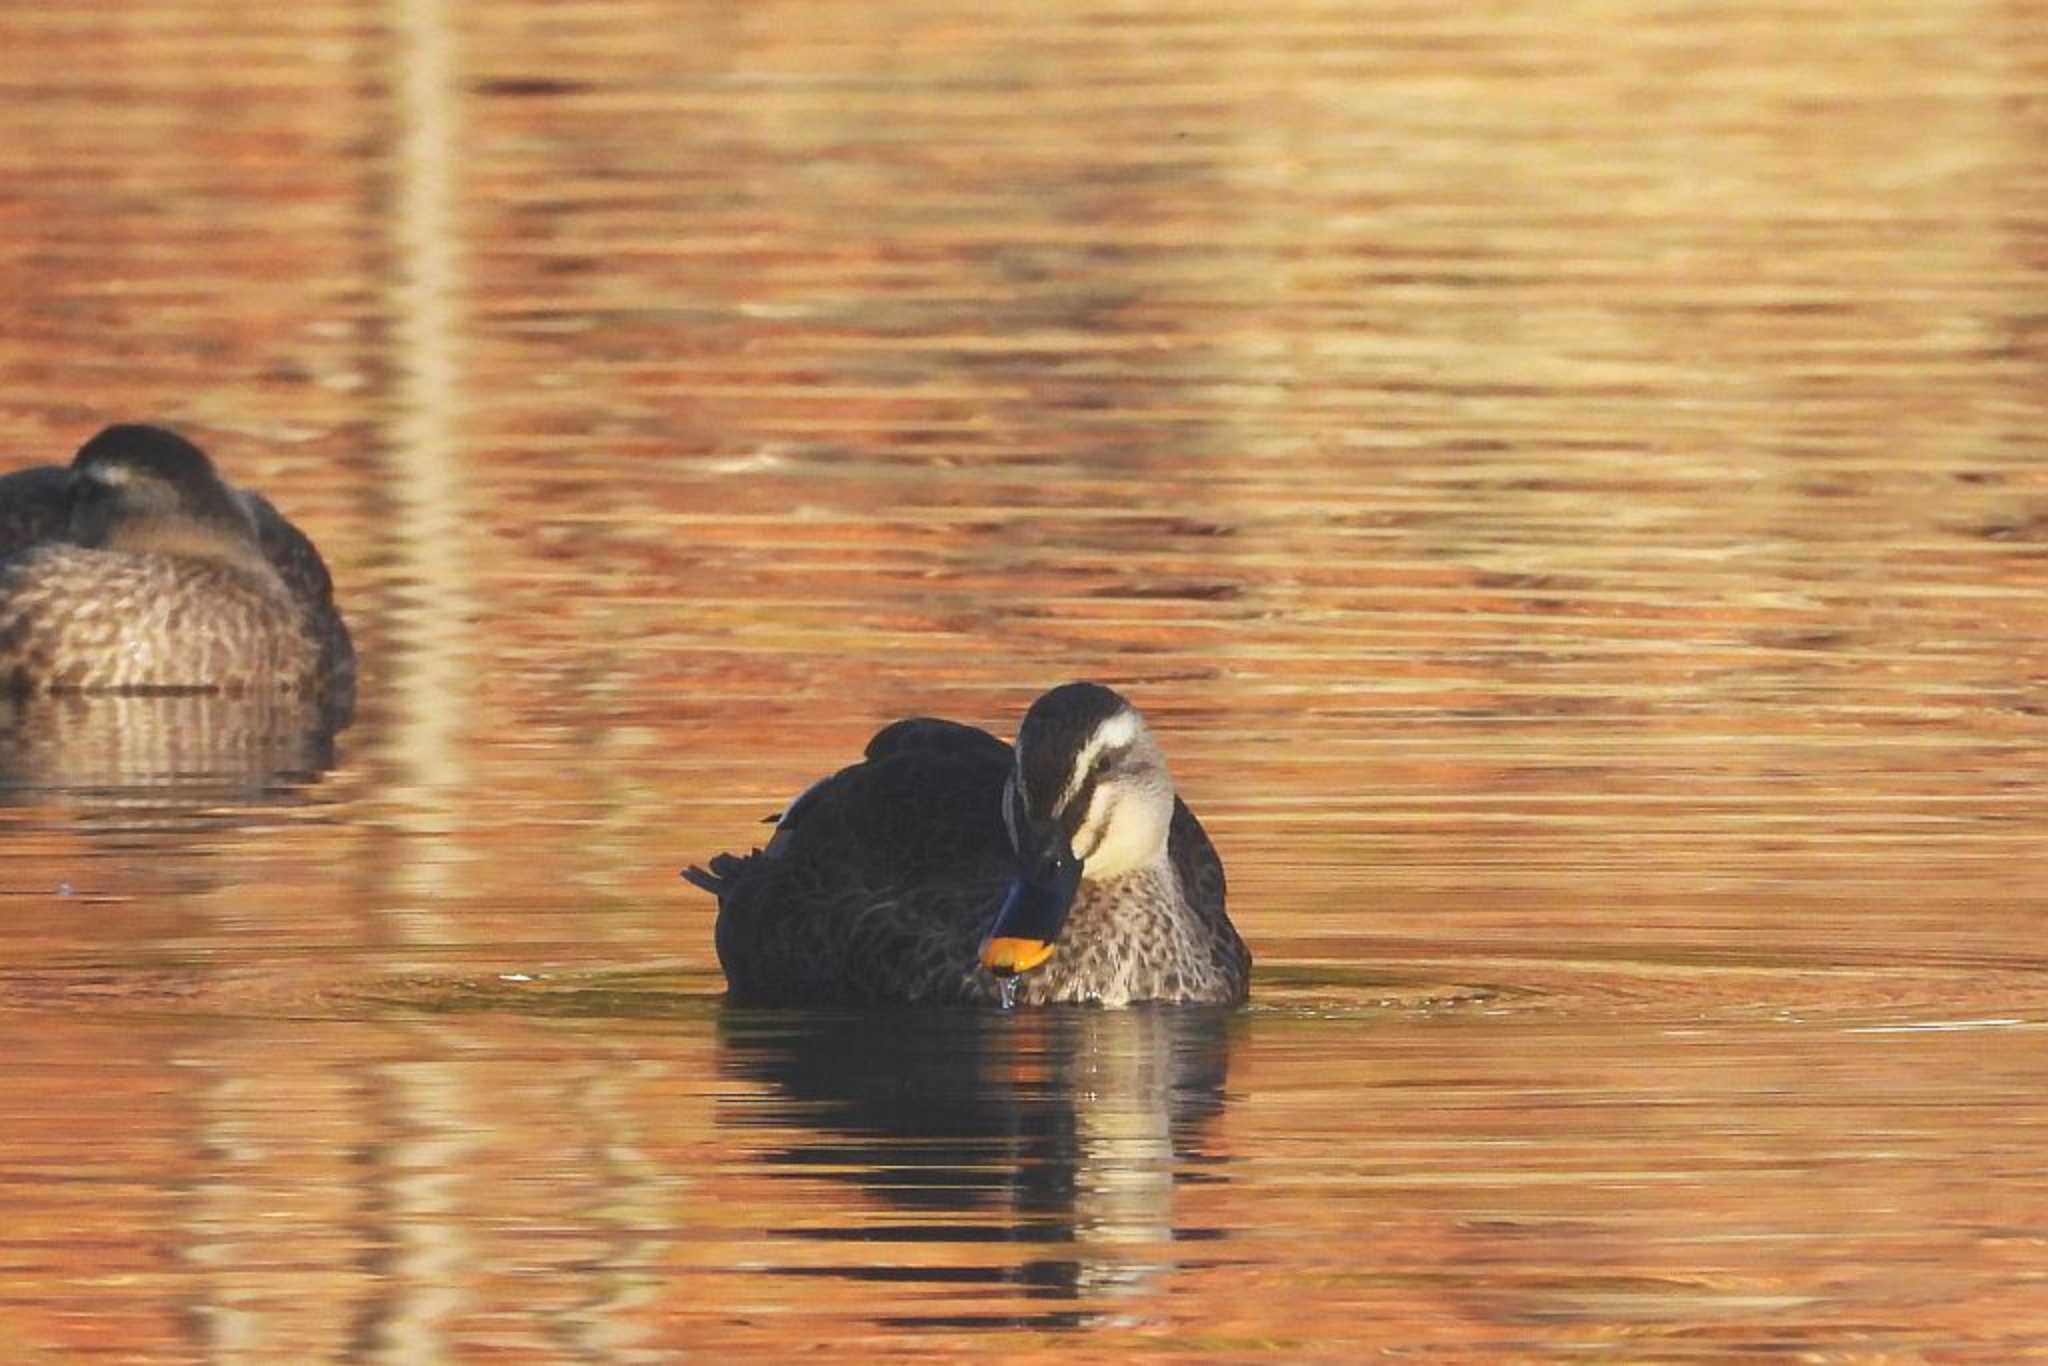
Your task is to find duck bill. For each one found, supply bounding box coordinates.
[979,835,1084,978]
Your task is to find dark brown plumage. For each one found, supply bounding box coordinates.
[685,684,1250,1008]
[0,425,354,720]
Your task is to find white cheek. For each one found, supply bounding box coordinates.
[1073,785,1112,860]
[1076,783,1171,880]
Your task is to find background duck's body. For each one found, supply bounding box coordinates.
[0,543,324,693]
[0,425,354,716]
[688,687,1250,1008]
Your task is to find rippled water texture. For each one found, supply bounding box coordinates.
[2,1,2046,1358]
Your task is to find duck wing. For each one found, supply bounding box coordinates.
[1167,797,1252,1000]
[239,488,355,724]
[0,466,71,561]
[693,717,1015,1005]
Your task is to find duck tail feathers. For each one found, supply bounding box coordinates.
[680,850,756,896]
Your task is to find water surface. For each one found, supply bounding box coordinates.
[1,0,2046,1358]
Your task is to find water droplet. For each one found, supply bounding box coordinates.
[997,975,1019,1011]
[54,882,73,898]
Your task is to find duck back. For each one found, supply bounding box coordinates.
[707,721,1016,1006]
[0,466,70,559]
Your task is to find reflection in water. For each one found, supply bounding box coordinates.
[717,1006,1234,1330]
[376,0,479,971]
[0,693,344,810]
[356,1054,482,1363]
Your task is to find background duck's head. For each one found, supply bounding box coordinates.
[980,681,1177,977]
[66,424,271,577]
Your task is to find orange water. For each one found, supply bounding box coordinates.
[1,1,2045,1357]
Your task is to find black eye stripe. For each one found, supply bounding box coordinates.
[1077,794,1117,860]
[1062,772,1098,839]
[1054,743,1141,846]
[1092,742,1134,780]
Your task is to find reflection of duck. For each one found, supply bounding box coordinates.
[715,1005,1235,1328]
[685,682,1250,1006]
[0,693,341,806]
[0,425,354,717]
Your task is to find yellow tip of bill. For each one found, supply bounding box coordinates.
[980,936,1055,976]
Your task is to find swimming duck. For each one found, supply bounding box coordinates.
[0,424,355,713]
[684,682,1251,1007]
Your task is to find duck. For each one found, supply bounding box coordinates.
[0,424,355,715]
[683,681,1251,1007]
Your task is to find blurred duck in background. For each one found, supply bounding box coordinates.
[0,423,354,720]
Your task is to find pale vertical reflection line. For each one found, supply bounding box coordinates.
[1071,1013,1174,1306]
[370,5,475,1362]
[562,1058,673,1364]
[386,0,471,925]
[370,1057,481,1366]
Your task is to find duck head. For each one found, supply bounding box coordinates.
[65,424,269,576]
[979,682,1177,978]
